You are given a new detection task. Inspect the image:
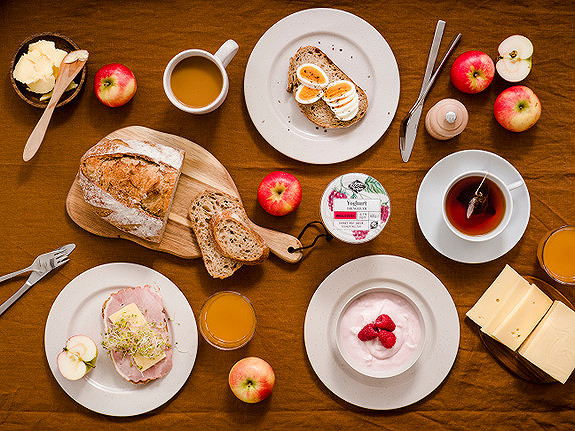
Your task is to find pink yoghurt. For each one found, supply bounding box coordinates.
[338,290,422,373]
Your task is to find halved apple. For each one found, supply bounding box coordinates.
[57,335,97,381]
[496,35,533,82]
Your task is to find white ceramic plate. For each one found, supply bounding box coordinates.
[44,263,198,416]
[244,8,400,164]
[416,150,531,264]
[304,255,460,410]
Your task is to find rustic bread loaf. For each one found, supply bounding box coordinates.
[78,138,185,243]
[287,45,368,128]
[210,210,269,265]
[188,191,247,279]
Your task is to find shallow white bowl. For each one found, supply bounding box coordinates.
[335,287,426,378]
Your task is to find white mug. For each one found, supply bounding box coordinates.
[442,171,523,242]
[163,39,239,114]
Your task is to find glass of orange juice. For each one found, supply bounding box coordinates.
[199,291,257,350]
[537,225,575,285]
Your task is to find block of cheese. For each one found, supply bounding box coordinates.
[518,301,575,384]
[466,265,531,328]
[486,284,552,350]
[109,302,166,372]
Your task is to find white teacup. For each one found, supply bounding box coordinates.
[163,39,239,114]
[442,171,523,242]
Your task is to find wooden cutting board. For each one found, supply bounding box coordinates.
[66,126,302,263]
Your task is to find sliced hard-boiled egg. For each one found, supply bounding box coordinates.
[324,92,355,108]
[296,63,329,89]
[332,93,359,121]
[294,85,323,104]
[323,80,355,102]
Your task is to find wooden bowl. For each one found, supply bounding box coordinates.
[10,33,87,108]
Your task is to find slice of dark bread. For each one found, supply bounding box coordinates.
[188,191,245,279]
[210,210,269,265]
[287,46,368,128]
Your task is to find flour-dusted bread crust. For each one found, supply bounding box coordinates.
[78,138,185,243]
[210,210,269,265]
[101,285,173,384]
[287,46,368,128]
[188,191,246,279]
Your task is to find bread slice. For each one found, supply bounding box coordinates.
[287,46,368,128]
[188,191,247,279]
[210,210,269,265]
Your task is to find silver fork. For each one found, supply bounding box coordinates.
[0,248,68,284]
[399,33,462,151]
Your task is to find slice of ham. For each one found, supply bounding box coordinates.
[102,285,173,384]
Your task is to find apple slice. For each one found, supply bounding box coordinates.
[496,35,533,82]
[57,335,98,381]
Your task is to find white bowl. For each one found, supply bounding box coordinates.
[335,287,426,378]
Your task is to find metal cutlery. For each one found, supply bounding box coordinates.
[0,244,76,317]
[399,27,462,162]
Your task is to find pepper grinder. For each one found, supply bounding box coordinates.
[425,98,468,140]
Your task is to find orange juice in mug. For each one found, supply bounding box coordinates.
[199,291,256,350]
[537,225,575,285]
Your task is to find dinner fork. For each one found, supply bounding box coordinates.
[0,248,68,284]
[399,33,462,152]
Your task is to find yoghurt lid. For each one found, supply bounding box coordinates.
[320,173,390,244]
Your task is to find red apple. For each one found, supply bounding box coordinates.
[94,63,137,107]
[228,357,275,403]
[450,51,495,93]
[494,85,541,132]
[257,171,302,216]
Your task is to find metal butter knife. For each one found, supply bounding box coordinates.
[0,244,76,317]
[401,20,446,163]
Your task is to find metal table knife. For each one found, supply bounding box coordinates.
[0,244,75,317]
[401,20,446,163]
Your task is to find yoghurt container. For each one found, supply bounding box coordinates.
[320,173,390,244]
[336,287,425,378]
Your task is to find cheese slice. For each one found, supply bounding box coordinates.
[466,265,531,328]
[518,301,575,384]
[487,284,552,350]
[108,302,166,372]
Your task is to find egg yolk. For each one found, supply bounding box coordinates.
[324,82,353,99]
[298,86,322,100]
[299,66,327,84]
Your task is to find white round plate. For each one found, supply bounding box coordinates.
[304,255,460,410]
[44,263,198,416]
[244,8,400,164]
[416,150,531,264]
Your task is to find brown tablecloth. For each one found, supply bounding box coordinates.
[1,0,574,429]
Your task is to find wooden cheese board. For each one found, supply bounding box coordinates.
[66,126,303,263]
[479,276,574,384]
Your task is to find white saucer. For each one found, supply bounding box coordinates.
[44,263,198,416]
[416,150,530,264]
[304,255,460,410]
[244,8,400,164]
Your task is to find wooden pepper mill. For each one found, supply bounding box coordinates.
[425,98,468,140]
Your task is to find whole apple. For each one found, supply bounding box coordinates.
[94,63,137,107]
[228,357,275,403]
[450,51,495,93]
[257,171,302,216]
[494,85,541,132]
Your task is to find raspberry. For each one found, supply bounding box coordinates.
[380,204,390,223]
[328,190,347,210]
[378,330,396,348]
[375,314,395,331]
[357,323,378,341]
[352,230,369,240]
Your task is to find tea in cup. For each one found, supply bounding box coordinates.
[163,39,238,114]
[537,225,575,285]
[442,171,523,241]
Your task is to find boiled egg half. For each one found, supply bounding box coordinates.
[322,80,359,121]
[296,63,329,89]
